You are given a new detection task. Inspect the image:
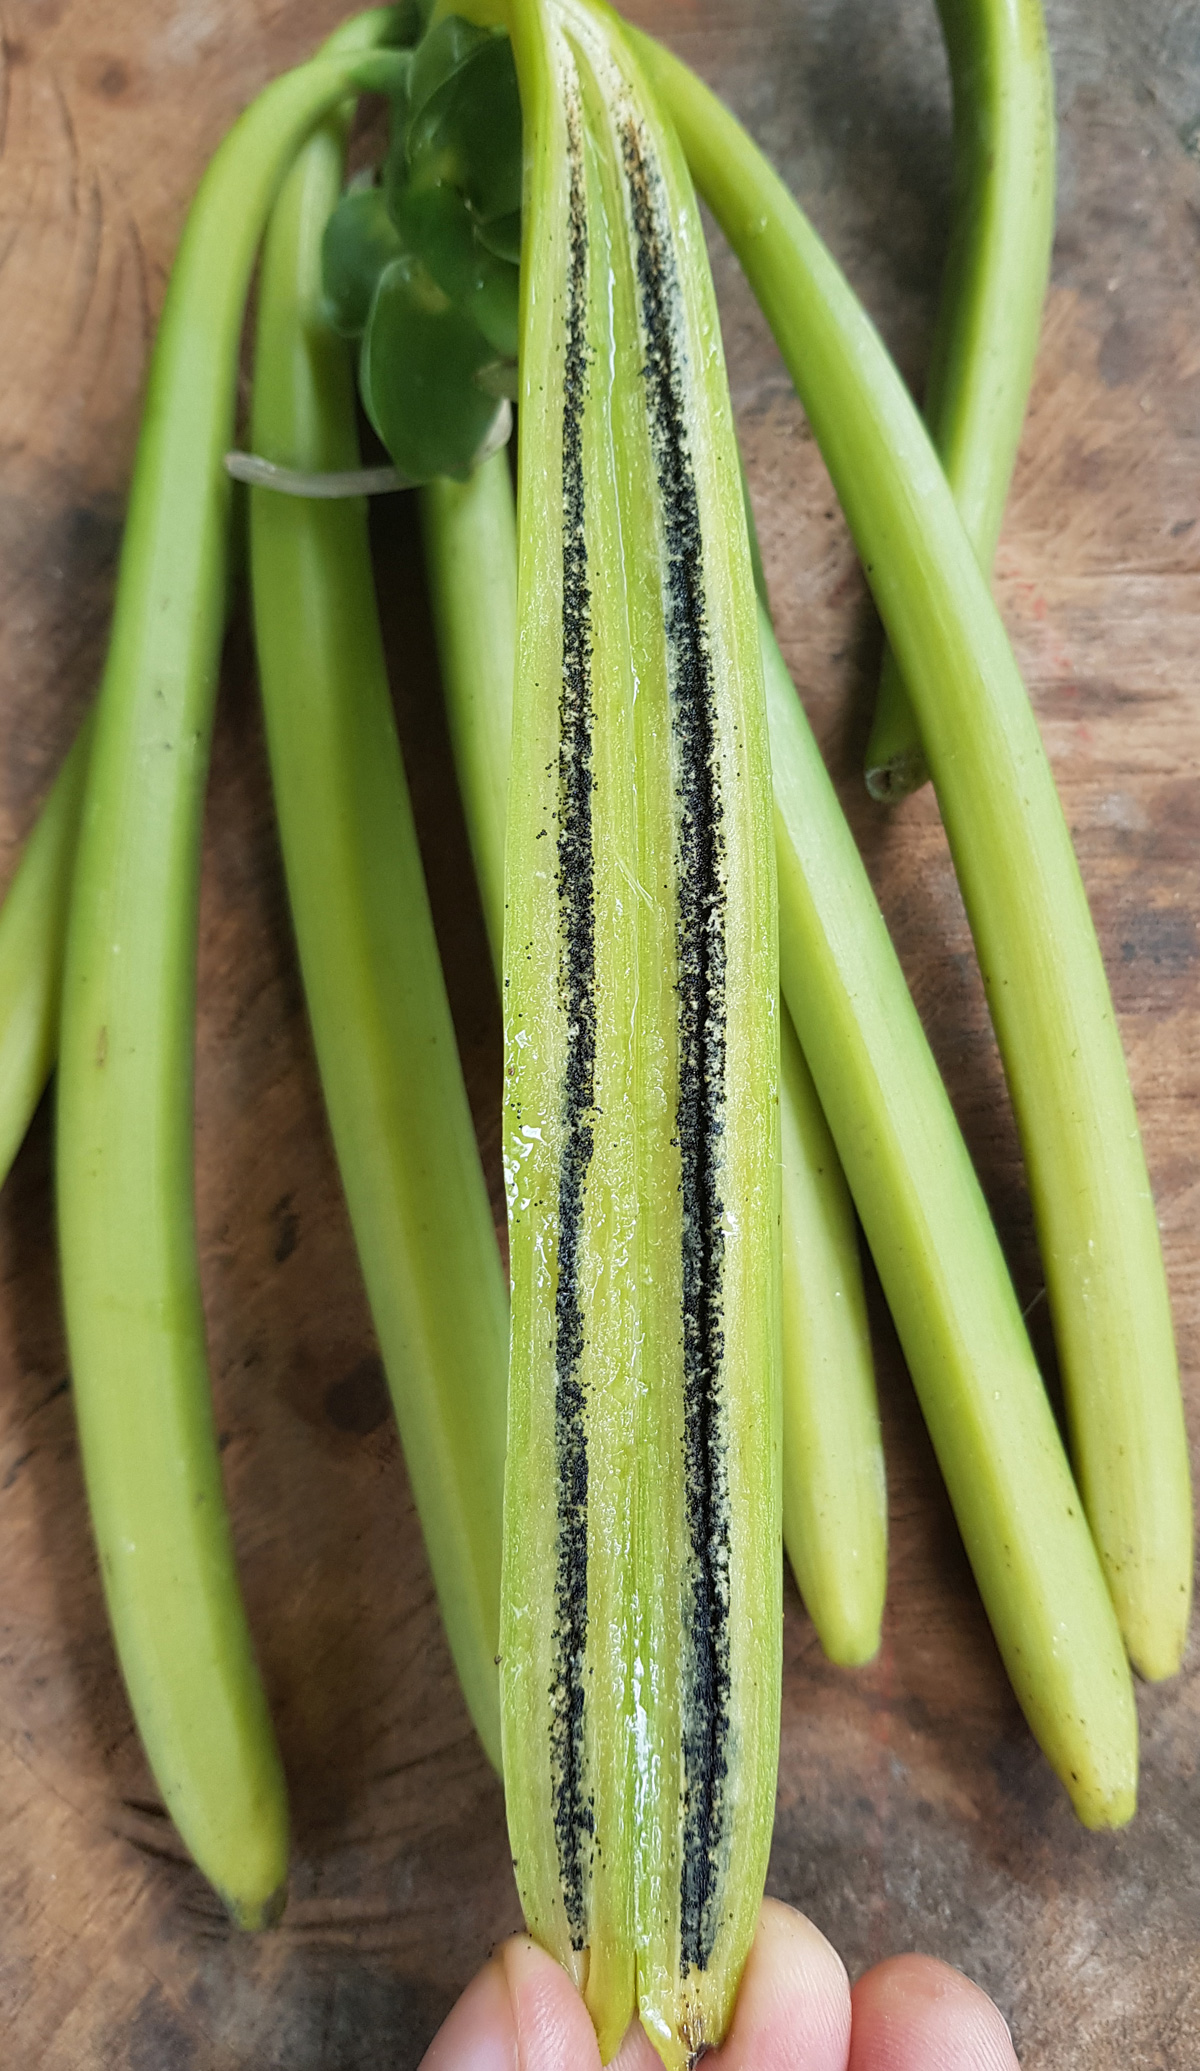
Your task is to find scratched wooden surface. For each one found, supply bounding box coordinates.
[0,1,1196,2064]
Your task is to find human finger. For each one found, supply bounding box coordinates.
[848,1953,1020,2071]
[418,1953,515,2071]
[418,1935,603,2071]
[701,1898,852,2071]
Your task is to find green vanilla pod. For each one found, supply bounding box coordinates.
[0,488,249,1196]
[759,592,1136,1828]
[866,0,1056,799]
[434,1,781,2059]
[742,488,885,1667]
[639,32,1192,1687]
[55,12,410,1930]
[0,711,93,1189]
[419,453,517,974]
[778,1006,885,1666]
[248,86,508,1771]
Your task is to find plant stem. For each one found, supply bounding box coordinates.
[248,94,508,1774]
[866,0,1056,799]
[640,30,1191,1686]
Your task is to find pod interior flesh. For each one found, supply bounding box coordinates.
[490,1,781,2061]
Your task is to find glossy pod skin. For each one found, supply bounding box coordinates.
[419,455,517,976]
[54,14,410,1929]
[777,1006,884,1667]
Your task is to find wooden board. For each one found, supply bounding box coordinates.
[0,1,1196,2063]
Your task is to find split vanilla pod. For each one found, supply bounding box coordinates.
[447,0,782,2061]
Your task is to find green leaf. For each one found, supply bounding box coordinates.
[474,205,522,263]
[392,178,518,355]
[406,28,522,222]
[406,11,490,127]
[321,185,405,338]
[359,252,504,479]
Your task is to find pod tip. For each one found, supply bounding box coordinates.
[864,746,929,803]
[815,1620,883,1670]
[225,1878,288,1932]
[1070,1778,1137,1833]
[1125,1621,1189,1688]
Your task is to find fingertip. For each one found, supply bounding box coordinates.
[501,1933,604,2071]
[714,1898,852,2070]
[419,1954,515,2070]
[418,1936,605,2071]
[849,1954,1019,2071]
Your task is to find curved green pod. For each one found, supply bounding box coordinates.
[866,0,1056,799]
[419,453,517,971]
[759,596,1135,1829]
[778,1007,884,1667]
[439,2,781,2060]
[55,15,409,1930]
[248,96,508,1773]
[638,33,1191,1688]
[743,491,886,1668]
[0,513,245,1196]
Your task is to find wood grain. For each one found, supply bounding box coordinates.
[0,2,1196,2064]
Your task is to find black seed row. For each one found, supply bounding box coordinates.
[622,114,732,1978]
[551,97,597,1953]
